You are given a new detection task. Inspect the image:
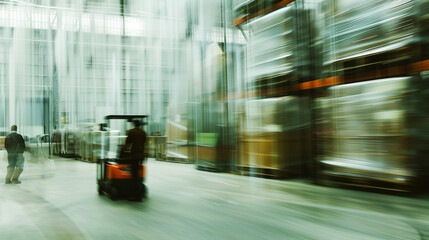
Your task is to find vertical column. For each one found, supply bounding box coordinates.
[8,42,15,126]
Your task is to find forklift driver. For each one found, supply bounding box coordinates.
[125,120,147,201]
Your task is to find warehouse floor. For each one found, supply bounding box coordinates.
[1,154,429,240]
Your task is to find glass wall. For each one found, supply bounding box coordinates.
[0,0,187,137]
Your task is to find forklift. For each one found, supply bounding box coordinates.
[96,115,148,201]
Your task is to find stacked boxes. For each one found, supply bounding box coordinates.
[80,130,93,161]
[92,131,108,162]
[417,0,429,58]
[195,133,219,170]
[82,130,123,162]
[105,132,125,159]
[53,128,79,158]
[233,0,288,21]
[238,96,310,177]
[316,77,427,190]
[166,120,190,162]
[190,99,231,171]
[241,2,317,93]
[315,0,429,191]
[246,5,298,92]
[0,136,5,149]
[321,0,417,75]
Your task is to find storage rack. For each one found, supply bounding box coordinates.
[232,0,313,178]
[230,0,429,190]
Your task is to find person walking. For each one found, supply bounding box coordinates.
[4,125,26,184]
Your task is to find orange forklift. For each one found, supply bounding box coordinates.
[97,115,148,201]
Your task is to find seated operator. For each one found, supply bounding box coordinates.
[125,120,147,201]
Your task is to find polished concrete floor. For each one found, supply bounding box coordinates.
[1,153,429,240]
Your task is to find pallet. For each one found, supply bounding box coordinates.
[92,156,100,163]
[420,43,429,60]
[58,153,78,159]
[156,155,191,164]
[252,72,298,93]
[79,158,94,163]
[80,155,94,163]
[196,163,227,173]
[164,156,194,164]
[326,45,416,76]
[320,171,415,193]
[235,165,287,179]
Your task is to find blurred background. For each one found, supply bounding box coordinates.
[0,0,429,192]
[1,0,429,239]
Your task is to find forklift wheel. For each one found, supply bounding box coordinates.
[141,184,148,198]
[97,183,104,195]
[110,186,119,200]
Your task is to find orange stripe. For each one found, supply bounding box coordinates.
[300,81,313,90]
[270,85,289,95]
[253,83,301,98]
[106,164,146,179]
[410,59,429,72]
[233,0,295,27]
[234,18,246,27]
[298,60,429,90]
[313,79,323,88]
[325,76,342,86]
[219,60,429,99]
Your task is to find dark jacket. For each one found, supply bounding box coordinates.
[125,128,147,160]
[5,132,25,154]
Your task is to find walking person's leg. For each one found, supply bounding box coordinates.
[5,153,17,184]
[12,154,24,184]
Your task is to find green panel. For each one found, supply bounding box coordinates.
[196,133,218,147]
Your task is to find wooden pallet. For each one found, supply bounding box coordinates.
[196,164,224,173]
[80,154,93,162]
[79,158,94,163]
[320,171,415,193]
[59,153,78,159]
[195,157,229,172]
[92,156,100,163]
[235,165,287,179]
[420,43,429,60]
[156,155,193,164]
[252,72,298,91]
[327,45,416,75]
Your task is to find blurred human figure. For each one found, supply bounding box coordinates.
[4,125,26,184]
[53,128,61,155]
[125,120,147,201]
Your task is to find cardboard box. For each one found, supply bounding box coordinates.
[0,136,5,149]
[196,145,217,161]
